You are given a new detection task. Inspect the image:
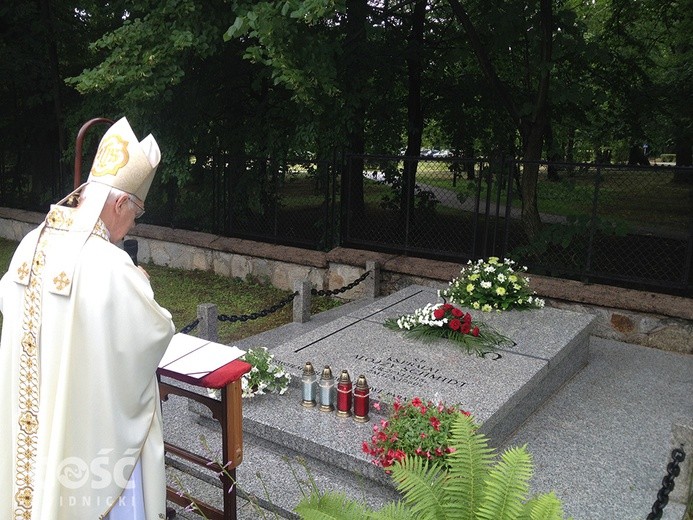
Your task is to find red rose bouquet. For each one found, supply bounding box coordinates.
[384,302,511,356]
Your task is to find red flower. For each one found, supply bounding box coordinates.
[472,326,479,337]
[433,308,445,319]
[461,322,471,334]
[464,313,472,324]
[451,307,463,317]
[442,303,453,311]
[393,399,402,412]
[363,396,476,473]
[449,319,461,331]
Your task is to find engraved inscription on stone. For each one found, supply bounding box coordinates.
[354,354,466,399]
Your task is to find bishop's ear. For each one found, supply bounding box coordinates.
[114,193,131,214]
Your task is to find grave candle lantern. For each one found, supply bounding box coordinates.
[336,370,353,417]
[353,374,370,423]
[318,366,335,412]
[301,361,317,408]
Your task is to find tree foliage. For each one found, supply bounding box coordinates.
[0,0,689,216]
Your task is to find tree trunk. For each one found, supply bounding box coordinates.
[673,133,693,183]
[627,145,650,166]
[565,127,575,163]
[464,139,475,180]
[343,0,368,217]
[448,0,553,240]
[519,0,553,240]
[675,136,692,166]
[40,0,66,195]
[401,0,426,222]
[545,118,561,181]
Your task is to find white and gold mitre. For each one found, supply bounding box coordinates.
[87,116,161,202]
[7,117,161,297]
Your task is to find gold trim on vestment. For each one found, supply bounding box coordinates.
[12,215,111,517]
[13,237,45,518]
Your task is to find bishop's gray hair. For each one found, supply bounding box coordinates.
[79,183,127,205]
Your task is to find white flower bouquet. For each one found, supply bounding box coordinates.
[241,347,290,398]
[439,257,545,312]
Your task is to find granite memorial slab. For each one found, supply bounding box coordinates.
[272,285,595,444]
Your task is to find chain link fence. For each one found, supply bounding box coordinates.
[2,150,690,296]
[342,155,693,296]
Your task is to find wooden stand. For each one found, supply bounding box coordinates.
[158,359,251,520]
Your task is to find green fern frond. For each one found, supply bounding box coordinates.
[371,501,417,520]
[519,491,566,520]
[443,413,495,520]
[295,490,373,520]
[389,455,448,519]
[475,445,533,520]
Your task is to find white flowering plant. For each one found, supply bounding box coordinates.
[384,302,511,356]
[439,257,545,312]
[241,347,290,398]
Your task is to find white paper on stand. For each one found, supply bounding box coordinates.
[158,333,246,378]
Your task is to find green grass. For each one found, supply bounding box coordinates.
[0,237,341,345]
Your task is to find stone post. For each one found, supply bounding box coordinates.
[364,261,380,298]
[197,303,218,342]
[293,280,311,323]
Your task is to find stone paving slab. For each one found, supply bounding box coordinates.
[504,337,693,520]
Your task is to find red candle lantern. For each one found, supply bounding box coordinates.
[336,370,353,418]
[352,374,370,423]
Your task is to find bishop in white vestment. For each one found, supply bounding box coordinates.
[0,117,176,519]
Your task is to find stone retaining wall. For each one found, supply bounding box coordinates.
[1,207,691,354]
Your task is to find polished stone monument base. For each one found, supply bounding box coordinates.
[271,285,595,445]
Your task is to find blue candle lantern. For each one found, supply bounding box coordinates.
[301,362,317,408]
[318,365,335,412]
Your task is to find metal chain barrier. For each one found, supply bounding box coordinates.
[646,447,686,520]
[178,319,200,334]
[177,270,372,333]
[217,291,298,324]
[311,270,371,297]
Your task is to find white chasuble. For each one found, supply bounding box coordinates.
[0,207,175,520]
